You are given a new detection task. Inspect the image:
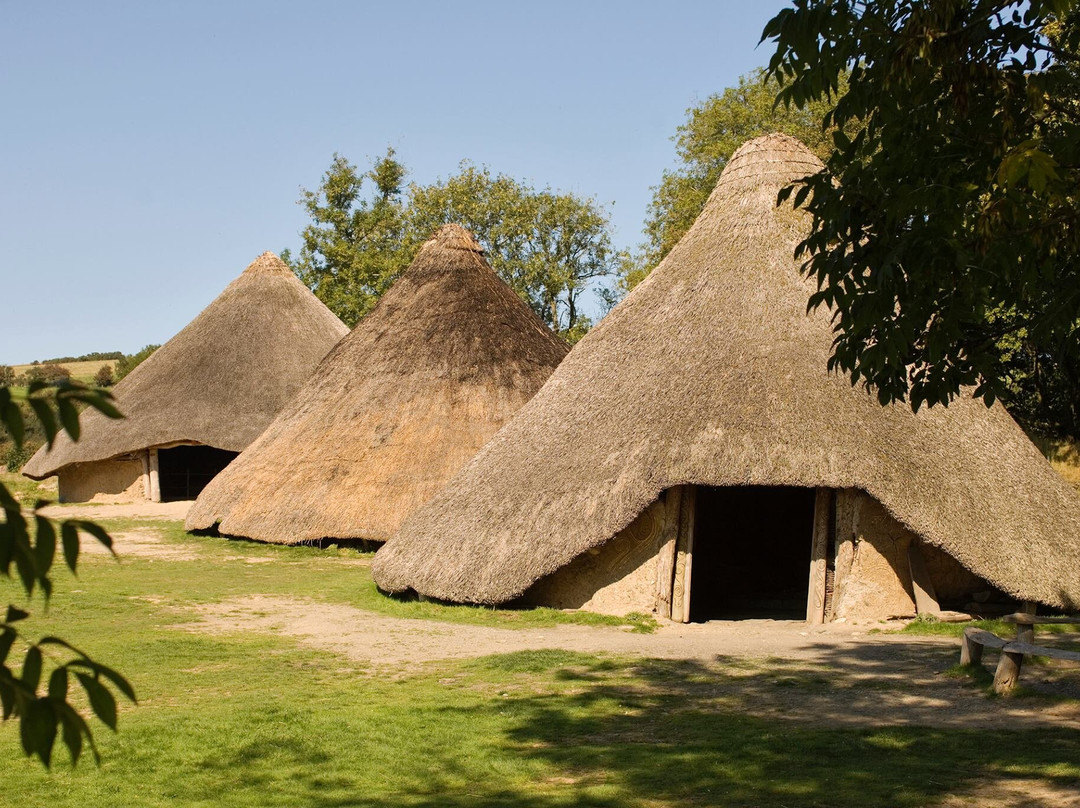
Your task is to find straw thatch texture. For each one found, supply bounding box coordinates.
[184,225,568,543]
[23,253,348,479]
[373,134,1080,610]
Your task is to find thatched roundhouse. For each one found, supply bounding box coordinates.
[23,252,348,502]
[184,224,568,544]
[373,134,1080,622]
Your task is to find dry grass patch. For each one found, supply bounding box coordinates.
[11,359,115,383]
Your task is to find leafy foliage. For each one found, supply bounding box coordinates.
[0,367,13,387]
[92,365,114,388]
[3,443,35,474]
[407,162,618,340]
[636,67,843,284]
[0,380,135,765]
[763,0,1080,413]
[114,345,160,383]
[23,364,71,386]
[289,151,618,342]
[36,353,123,364]
[286,149,411,329]
[0,400,43,472]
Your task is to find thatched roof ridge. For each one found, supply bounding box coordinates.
[23,252,348,479]
[373,134,1080,609]
[184,224,568,543]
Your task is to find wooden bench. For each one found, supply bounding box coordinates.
[960,614,1080,694]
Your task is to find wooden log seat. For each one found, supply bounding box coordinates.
[959,615,1080,694]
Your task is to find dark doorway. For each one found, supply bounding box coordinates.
[157,445,238,501]
[689,486,816,621]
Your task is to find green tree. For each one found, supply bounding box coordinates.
[288,149,410,328]
[114,345,160,383]
[0,367,13,387]
[631,67,842,291]
[1,381,135,765]
[763,0,1080,415]
[37,364,71,385]
[93,365,114,388]
[407,162,617,340]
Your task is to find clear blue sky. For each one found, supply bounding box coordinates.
[2,0,790,364]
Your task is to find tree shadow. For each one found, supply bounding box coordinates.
[177,639,1080,807]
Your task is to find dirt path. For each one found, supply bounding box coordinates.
[39,499,192,520]
[178,593,1080,732]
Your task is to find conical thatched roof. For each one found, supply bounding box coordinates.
[373,134,1080,610]
[184,224,568,544]
[23,252,348,479]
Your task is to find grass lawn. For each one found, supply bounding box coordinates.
[0,516,1077,806]
[0,471,55,504]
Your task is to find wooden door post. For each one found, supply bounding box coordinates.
[654,487,683,620]
[806,488,831,624]
[671,486,697,623]
[148,448,161,503]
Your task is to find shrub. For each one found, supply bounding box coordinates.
[0,366,13,386]
[3,442,37,472]
[22,363,71,385]
[94,364,115,387]
[39,363,71,383]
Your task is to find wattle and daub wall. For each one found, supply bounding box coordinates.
[522,486,993,621]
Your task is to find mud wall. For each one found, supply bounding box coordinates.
[524,485,994,622]
[58,456,146,503]
[523,498,667,615]
[831,490,993,619]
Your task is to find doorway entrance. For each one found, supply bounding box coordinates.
[689,486,816,621]
[157,445,238,501]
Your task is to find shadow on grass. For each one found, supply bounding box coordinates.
[181,640,1080,807]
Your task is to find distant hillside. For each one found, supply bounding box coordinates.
[10,359,116,384]
[36,351,123,363]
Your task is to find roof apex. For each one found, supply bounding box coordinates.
[239,251,294,278]
[427,224,484,255]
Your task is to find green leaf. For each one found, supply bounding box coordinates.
[27,397,58,448]
[48,667,68,700]
[34,515,57,578]
[72,521,114,555]
[57,399,80,441]
[1,399,24,447]
[57,703,86,766]
[84,661,136,703]
[61,522,80,574]
[14,549,38,598]
[75,673,118,730]
[22,645,43,691]
[20,698,57,766]
[85,395,122,421]
[0,482,20,511]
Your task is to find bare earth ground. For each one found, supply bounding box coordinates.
[40,500,1080,805]
[177,594,1080,733]
[39,500,193,520]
